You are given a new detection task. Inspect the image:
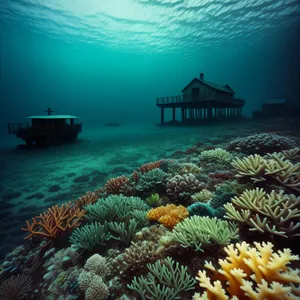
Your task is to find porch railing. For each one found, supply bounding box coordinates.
[156,93,245,106]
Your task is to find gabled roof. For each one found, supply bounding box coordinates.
[181,78,235,94]
[27,115,79,119]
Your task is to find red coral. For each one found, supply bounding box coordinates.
[21,202,86,239]
[105,175,133,196]
[208,171,234,180]
[139,160,162,174]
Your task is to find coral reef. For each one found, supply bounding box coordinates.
[193,241,300,299]
[147,204,189,228]
[224,188,300,238]
[226,133,298,155]
[166,173,205,203]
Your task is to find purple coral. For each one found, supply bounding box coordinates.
[166,173,205,202]
[226,133,298,155]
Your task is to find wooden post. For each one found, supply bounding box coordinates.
[161,107,165,124]
[181,108,184,122]
[172,107,176,122]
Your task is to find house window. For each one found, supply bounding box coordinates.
[192,88,199,101]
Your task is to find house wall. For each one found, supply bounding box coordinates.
[216,91,234,102]
[182,80,216,102]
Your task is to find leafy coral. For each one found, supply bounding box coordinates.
[170,216,239,252]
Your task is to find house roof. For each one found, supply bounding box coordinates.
[181,78,235,94]
[27,115,79,119]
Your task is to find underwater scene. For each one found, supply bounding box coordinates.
[0,0,300,299]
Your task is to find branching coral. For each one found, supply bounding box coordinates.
[177,163,202,175]
[193,241,300,299]
[166,173,205,202]
[139,160,162,174]
[147,204,189,228]
[128,257,196,300]
[108,240,163,278]
[21,202,86,239]
[224,188,300,238]
[75,191,98,208]
[70,222,113,251]
[84,195,150,224]
[191,189,214,202]
[170,216,239,252]
[232,153,300,194]
[105,175,134,196]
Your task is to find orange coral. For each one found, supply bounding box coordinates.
[21,202,86,239]
[193,241,300,300]
[139,160,162,174]
[147,204,189,228]
[105,175,132,195]
[75,191,98,208]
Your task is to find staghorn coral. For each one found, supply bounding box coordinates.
[232,153,300,194]
[105,175,134,196]
[224,188,300,238]
[193,241,300,299]
[191,189,214,202]
[282,147,300,162]
[21,202,86,239]
[226,133,298,155]
[166,173,205,202]
[171,216,239,252]
[147,204,189,229]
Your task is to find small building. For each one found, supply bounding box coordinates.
[8,108,82,147]
[253,98,289,118]
[156,73,245,124]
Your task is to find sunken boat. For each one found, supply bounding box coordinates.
[8,108,82,147]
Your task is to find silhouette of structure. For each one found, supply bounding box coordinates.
[8,108,82,147]
[156,73,245,124]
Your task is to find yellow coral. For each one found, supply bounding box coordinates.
[147,204,189,228]
[193,241,300,300]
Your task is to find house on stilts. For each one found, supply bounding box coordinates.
[156,73,245,124]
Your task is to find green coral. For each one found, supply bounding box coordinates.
[109,219,139,246]
[127,257,195,300]
[136,168,171,192]
[146,193,162,207]
[199,148,234,163]
[70,222,113,251]
[84,195,150,224]
[170,216,239,251]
